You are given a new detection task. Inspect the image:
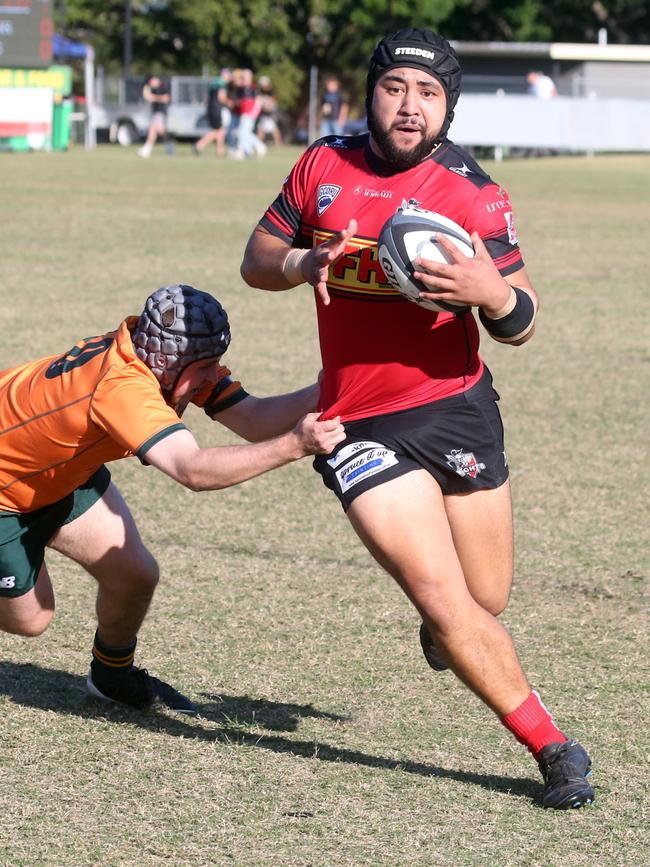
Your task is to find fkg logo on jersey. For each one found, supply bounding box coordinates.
[317,184,342,216]
[445,448,486,479]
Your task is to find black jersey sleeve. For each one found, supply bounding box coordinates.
[258,143,320,245]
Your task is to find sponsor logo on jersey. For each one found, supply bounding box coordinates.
[0,576,16,589]
[317,184,342,216]
[325,137,348,149]
[504,211,518,245]
[485,198,510,213]
[449,162,472,177]
[352,185,394,199]
[445,448,486,479]
[311,228,401,300]
[335,447,398,494]
[394,47,435,60]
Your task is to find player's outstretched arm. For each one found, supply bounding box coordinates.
[143,413,344,491]
[213,383,320,442]
[241,221,357,306]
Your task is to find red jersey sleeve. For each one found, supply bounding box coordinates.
[465,184,524,277]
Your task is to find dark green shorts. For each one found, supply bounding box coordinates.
[0,466,111,598]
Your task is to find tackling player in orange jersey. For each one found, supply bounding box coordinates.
[0,284,344,713]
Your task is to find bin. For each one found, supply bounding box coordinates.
[52,99,73,150]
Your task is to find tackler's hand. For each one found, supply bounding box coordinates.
[293,412,345,456]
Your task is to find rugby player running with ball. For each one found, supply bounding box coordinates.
[240,29,594,809]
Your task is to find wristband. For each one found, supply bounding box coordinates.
[190,371,249,416]
[281,248,309,286]
[479,286,536,343]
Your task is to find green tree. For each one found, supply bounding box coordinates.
[296,0,463,109]
[441,0,650,43]
[61,1,196,73]
[59,1,650,112]
[183,0,309,107]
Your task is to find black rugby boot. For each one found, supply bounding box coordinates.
[418,622,450,672]
[87,664,197,714]
[537,739,595,809]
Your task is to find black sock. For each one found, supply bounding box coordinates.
[91,630,136,678]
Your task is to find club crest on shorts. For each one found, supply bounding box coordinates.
[445,448,486,479]
[317,184,342,216]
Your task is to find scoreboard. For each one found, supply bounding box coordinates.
[0,0,53,68]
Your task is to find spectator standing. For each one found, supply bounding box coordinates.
[231,69,267,159]
[319,75,349,137]
[526,70,558,99]
[224,68,243,153]
[256,76,283,147]
[193,68,232,157]
[138,75,174,157]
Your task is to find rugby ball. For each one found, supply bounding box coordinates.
[378,204,474,313]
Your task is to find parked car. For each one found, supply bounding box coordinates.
[91,74,210,145]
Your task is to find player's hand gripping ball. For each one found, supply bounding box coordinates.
[378,203,474,313]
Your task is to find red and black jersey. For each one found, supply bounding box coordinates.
[260,134,524,421]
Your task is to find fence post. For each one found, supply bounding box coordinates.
[308,65,318,144]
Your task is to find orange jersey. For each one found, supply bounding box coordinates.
[0,317,242,513]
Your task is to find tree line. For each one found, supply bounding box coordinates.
[60,1,650,111]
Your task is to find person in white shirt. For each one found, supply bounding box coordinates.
[526,70,558,99]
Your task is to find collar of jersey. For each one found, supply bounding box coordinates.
[364,137,448,177]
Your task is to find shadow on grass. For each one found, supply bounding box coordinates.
[0,661,541,803]
[198,690,348,730]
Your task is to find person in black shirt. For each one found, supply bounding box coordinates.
[319,75,349,137]
[193,68,233,157]
[138,75,174,158]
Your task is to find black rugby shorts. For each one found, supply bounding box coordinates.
[313,370,509,511]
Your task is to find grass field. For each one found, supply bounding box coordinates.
[1,144,649,866]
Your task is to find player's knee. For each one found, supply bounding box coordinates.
[416,593,460,634]
[418,580,503,635]
[112,550,160,596]
[473,585,511,617]
[3,607,55,637]
[490,594,510,617]
[21,610,54,636]
[132,554,160,595]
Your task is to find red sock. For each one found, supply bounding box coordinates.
[501,691,567,759]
